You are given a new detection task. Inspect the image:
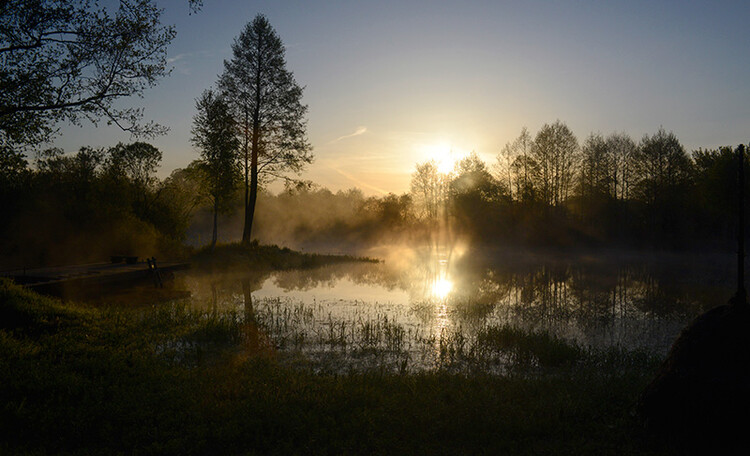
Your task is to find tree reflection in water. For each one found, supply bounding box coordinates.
[178,249,735,367]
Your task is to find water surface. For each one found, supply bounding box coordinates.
[177,247,735,371]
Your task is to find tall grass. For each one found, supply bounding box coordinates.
[0,278,666,455]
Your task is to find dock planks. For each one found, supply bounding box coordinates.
[2,261,190,298]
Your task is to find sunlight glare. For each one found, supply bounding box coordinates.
[431,277,453,299]
[419,142,461,174]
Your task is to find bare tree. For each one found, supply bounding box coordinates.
[579,133,612,199]
[606,132,637,201]
[532,121,579,207]
[410,160,447,221]
[496,127,535,202]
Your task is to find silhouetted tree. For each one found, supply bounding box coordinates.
[693,146,750,246]
[633,128,693,206]
[103,142,163,219]
[410,160,447,221]
[451,152,508,239]
[633,128,694,244]
[158,164,207,241]
[606,132,637,201]
[0,145,29,222]
[498,127,535,203]
[191,89,241,250]
[579,133,612,200]
[219,14,312,244]
[532,121,579,207]
[105,143,162,191]
[452,152,505,201]
[0,0,175,147]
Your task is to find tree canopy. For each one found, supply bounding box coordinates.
[0,0,175,147]
[219,14,312,242]
[191,89,240,249]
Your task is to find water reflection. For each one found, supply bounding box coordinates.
[178,248,736,369]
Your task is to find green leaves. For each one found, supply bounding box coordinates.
[0,0,175,147]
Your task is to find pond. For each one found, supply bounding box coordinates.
[176,246,737,372]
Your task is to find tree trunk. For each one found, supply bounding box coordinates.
[211,196,218,251]
[242,107,261,244]
[242,35,263,245]
[243,107,249,235]
[243,147,258,243]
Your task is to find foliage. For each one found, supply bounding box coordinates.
[105,142,163,192]
[191,90,240,212]
[0,143,187,269]
[219,14,313,242]
[191,89,241,249]
[0,0,175,147]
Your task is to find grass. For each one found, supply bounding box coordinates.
[0,278,672,455]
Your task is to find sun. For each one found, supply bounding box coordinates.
[419,142,461,174]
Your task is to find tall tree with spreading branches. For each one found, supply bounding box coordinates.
[219,14,312,243]
[0,0,176,148]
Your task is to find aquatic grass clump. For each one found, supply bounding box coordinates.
[0,279,664,455]
[240,293,610,374]
[476,325,583,368]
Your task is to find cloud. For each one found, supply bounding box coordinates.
[166,53,190,64]
[327,164,389,195]
[330,126,368,143]
[166,51,214,75]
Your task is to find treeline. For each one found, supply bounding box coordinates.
[477,123,746,249]
[229,122,748,252]
[1,122,747,268]
[0,143,196,268]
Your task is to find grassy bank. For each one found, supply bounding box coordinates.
[0,278,669,455]
[191,241,378,272]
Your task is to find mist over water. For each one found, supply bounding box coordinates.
[177,245,733,372]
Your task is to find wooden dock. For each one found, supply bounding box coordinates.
[2,260,190,299]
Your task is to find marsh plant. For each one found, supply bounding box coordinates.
[156,289,657,376]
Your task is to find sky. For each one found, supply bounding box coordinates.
[53,0,750,195]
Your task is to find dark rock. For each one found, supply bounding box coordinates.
[637,296,750,451]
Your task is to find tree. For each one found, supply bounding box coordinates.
[219,14,312,243]
[451,152,507,239]
[410,160,447,221]
[103,141,163,219]
[191,89,240,250]
[579,133,612,200]
[633,128,694,244]
[158,164,207,241]
[496,127,534,202]
[532,121,579,207]
[105,142,162,189]
[452,152,504,201]
[0,0,175,147]
[633,128,693,206]
[606,132,637,201]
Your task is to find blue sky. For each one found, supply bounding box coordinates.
[54,0,750,194]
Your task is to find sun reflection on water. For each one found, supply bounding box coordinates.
[425,249,456,345]
[430,277,453,299]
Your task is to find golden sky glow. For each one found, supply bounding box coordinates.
[51,1,750,197]
[416,141,468,175]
